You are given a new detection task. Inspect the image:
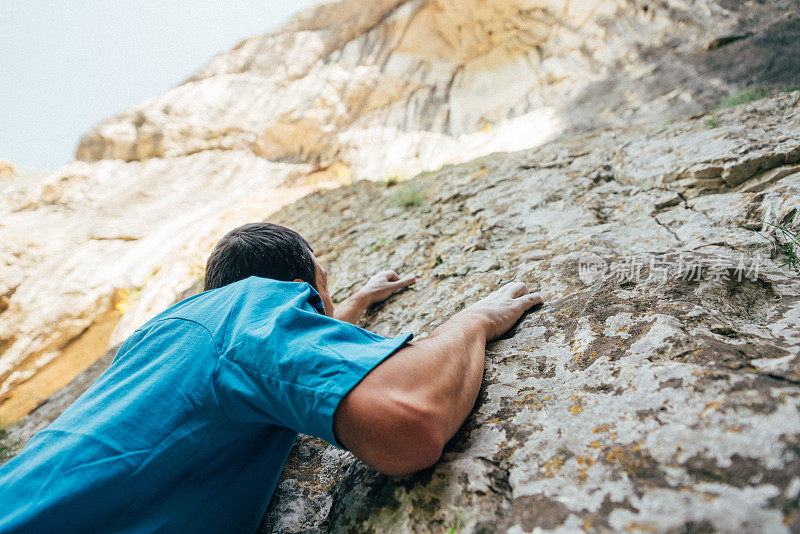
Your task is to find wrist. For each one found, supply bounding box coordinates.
[453,309,490,344]
[349,290,374,310]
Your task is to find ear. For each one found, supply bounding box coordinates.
[293,278,304,283]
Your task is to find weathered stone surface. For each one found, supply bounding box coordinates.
[4,93,799,532]
[251,95,800,533]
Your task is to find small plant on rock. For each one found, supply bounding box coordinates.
[750,212,800,274]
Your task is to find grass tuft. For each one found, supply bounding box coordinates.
[389,186,424,208]
[703,117,720,129]
[720,87,771,108]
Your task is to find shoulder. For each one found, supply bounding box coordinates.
[137,277,323,349]
[146,277,316,323]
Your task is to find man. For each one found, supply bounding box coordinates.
[0,223,543,533]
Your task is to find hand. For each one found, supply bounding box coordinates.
[356,270,416,306]
[461,282,543,341]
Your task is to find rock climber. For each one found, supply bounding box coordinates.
[0,222,543,533]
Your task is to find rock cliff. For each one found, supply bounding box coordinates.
[2,0,800,531]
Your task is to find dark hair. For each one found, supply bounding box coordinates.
[203,223,316,291]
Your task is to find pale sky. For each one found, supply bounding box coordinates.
[0,1,318,171]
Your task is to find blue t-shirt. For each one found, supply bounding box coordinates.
[0,277,412,533]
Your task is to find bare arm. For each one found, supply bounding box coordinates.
[334,270,416,325]
[334,282,543,475]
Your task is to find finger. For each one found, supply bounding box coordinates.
[506,282,529,298]
[385,270,399,281]
[393,275,416,288]
[516,292,543,312]
[526,292,543,306]
[498,281,521,294]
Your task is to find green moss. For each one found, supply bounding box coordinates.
[703,117,720,129]
[371,236,387,251]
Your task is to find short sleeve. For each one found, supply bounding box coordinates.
[212,282,412,447]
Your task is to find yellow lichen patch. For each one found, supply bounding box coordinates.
[588,440,602,449]
[113,287,142,315]
[542,458,564,478]
[606,447,624,463]
[569,394,584,415]
[514,391,548,410]
[114,289,131,314]
[626,522,657,532]
[593,424,610,433]
[699,401,720,417]
[472,167,490,179]
[495,444,519,464]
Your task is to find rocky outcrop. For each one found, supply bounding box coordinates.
[3,0,799,425]
[4,92,800,532]
[75,1,800,178]
[4,0,800,426]
[0,160,15,179]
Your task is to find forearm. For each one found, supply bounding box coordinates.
[368,311,489,441]
[334,310,488,474]
[333,292,370,325]
[333,282,540,475]
[407,312,488,439]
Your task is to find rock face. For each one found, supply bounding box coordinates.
[253,93,800,532]
[2,0,800,531]
[2,0,799,424]
[5,0,800,425]
[5,93,800,532]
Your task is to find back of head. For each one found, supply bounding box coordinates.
[203,223,316,291]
